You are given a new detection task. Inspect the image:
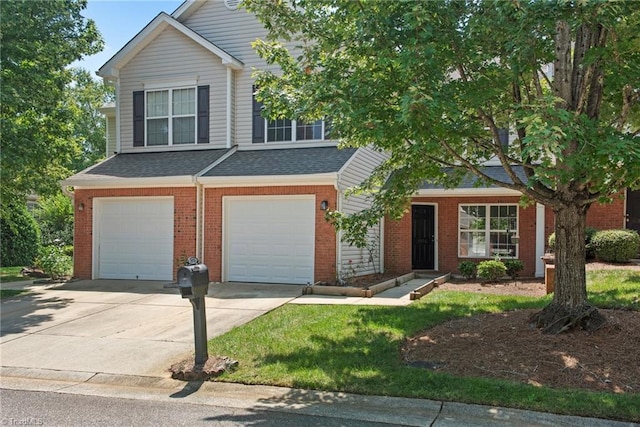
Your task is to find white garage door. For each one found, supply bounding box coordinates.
[94,198,174,280]
[224,197,315,284]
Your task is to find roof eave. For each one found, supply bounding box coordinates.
[415,187,522,197]
[62,175,196,190]
[198,173,339,188]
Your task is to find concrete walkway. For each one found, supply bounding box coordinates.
[1,279,635,426]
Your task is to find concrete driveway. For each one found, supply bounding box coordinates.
[0,280,302,378]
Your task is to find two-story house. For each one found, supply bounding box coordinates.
[63,0,635,284]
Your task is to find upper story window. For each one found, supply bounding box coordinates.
[133,85,209,147]
[265,119,325,143]
[147,87,196,146]
[252,87,329,144]
[459,204,518,258]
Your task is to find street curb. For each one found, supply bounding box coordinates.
[1,367,637,427]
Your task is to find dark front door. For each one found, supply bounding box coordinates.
[412,205,435,270]
[627,189,640,234]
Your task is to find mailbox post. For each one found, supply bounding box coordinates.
[172,258,210,365]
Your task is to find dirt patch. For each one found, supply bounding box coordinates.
[403,262,640,394]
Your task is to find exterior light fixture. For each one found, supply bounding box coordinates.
[78,203,85,211]
[320,200,329,211]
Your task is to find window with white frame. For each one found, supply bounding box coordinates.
[459,204,518,258]
[265,118,325,142]
[146,87,196,146]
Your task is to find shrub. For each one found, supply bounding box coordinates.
[477,260,507,282]
[32,193,74,246]
[458,261,477,280]
[504,259,524,279]
[548,226,597,258]
[591,229,640,263]
[36,245,73,280]
[1,204,41,267]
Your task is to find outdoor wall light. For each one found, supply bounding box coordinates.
[78,203,85,211]
[320,200,329,211]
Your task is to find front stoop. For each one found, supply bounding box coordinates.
[303,272,450,299]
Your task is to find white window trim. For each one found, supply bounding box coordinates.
[145,86,198,147]
[458,203,519,259]
[264,118,326,143]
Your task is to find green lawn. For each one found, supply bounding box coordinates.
[207,270,640,422]
[0,289,29,299]
[0,266,31,283]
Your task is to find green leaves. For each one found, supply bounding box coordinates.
[0,0,103,205]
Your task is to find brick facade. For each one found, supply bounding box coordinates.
[72,187,197,280]
[385,195,627,278]
[74,185,338,283]
[203,185,338,283]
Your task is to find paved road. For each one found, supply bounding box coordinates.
[0,388,391,427]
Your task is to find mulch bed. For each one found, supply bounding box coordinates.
[402,261,640,394]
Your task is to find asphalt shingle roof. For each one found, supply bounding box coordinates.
[419,166,528,189]
[74,149,231,179]
[203,146,358,177]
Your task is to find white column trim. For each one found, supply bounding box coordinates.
[535,203,546,277]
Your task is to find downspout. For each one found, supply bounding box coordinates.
[334,176,342,282]
[115,78,121,153]
[193,176,204,262]
[226,67,232,149]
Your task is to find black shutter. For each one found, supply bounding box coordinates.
[252,85,265,143]
[498,128,509,148]
[133,91,145,147]
[197,85,209,144]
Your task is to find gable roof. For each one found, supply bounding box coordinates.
[97,12,243,78]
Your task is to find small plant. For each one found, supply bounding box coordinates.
[477,260,506,282]
[503,259,524,279]
[457,261,477,280]
[591,229,640,263]
[36,244,72,280]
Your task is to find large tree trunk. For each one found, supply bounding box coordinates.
[531,203,607,334]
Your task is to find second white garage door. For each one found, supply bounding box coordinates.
[224,196,315,284]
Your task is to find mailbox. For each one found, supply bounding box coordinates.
[177,264,210,299]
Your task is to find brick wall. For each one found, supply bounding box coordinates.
[72,187,197,280]
[385,196,538,277]
[386,195,626,278]
[203,185,338,283]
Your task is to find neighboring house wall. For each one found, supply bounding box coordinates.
[118,27,229,152]
[338,146,389,278]
[73,187,197,279]
[202,185,338,284]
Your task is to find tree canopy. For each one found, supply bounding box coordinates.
[246,0,640,333]
[0,0,103,204]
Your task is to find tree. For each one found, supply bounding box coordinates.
[245,0,640,333]
[65,68,115,172]
[0,0,103,205]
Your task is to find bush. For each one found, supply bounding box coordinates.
[1,204,41,267]
[32,193,74,246]
[458,261,477,280]
[477,260,507,282]
[591,229,640,263]
[504,259,524,279]
[36,245,73,280]
[548,226,598,258]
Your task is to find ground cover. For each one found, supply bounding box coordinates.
[0,266,31,282]
[206,266,640,422]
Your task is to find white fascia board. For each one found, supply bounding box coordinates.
[61,176,195,190]
[97,13,243,78]
[416,187,522,197]
[198,173,339,188]
[172,0,202,20]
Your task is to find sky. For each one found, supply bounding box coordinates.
[73,0,185,76]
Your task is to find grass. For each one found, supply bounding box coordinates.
[0,266,31,283]
[207,269,640,422]
[0,289,29,299]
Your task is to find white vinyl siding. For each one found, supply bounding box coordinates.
[119,27,227,152]
[337,147,389,278]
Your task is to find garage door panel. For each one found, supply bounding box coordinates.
[95,198,173,281]
[225,198,315,284]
